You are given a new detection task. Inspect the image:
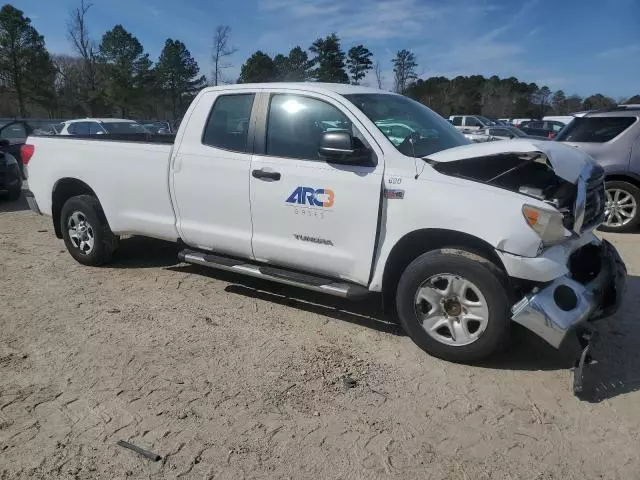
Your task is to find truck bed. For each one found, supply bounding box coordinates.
[27,135,179,242]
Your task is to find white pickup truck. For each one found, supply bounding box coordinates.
[24,83,626,366]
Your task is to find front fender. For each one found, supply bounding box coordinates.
[369,174,544,291]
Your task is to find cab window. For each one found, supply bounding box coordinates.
[202,93,255,152]
[266,94,354,160]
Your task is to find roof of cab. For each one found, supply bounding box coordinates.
[199,82,392,96]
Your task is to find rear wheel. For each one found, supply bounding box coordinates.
[60,195,118,266]
[395,249,511,363]
[599,181,640,233]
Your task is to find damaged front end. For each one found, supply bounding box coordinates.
[429,140,628,392]
[430,149,606,233]
[511,239,627,348]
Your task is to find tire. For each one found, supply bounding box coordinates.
[395,249,511,363]
[60,195,118,266]
[7,186,20,202]
[598,181,640,233]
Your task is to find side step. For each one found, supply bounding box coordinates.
[178,249,370,299]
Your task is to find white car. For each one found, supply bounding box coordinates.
[58,118,149,136]
[22,83,626,370]
[448,115,496,131]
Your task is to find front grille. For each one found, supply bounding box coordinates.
[582,165,605,230]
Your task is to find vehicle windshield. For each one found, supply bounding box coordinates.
[344,94,469,157]
[102,122,149,134]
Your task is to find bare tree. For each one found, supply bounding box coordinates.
[67,0,98,114]
[374,60,383,89]
[211,25,237,86]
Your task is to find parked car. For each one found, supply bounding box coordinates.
[462,130,495,143]
[519,120,566,139]
[0,146,23,201]
[24,83,625,367]
[141,121,172,134]
[448,115,496,131]
[555,105,640,232]
[510,118,532,128]
[59,118,150,136]
[0,120,32,178]
[543,116,573,125]
[483,125,534,140]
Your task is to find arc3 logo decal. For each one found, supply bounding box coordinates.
[286,187,335,208]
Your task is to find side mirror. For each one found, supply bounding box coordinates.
[319,131,372,165]
[319,131,354,159]
[509,134,515,139]
[158,128,170,135]
[95,130,105,135]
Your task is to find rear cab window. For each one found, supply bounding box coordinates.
[556,116,637,143]
[202,94,255,152]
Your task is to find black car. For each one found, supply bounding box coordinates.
[518,120,566,139]
[0,145,23,201]
[0,120,33,178]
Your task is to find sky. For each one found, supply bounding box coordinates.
[16,0,640,98]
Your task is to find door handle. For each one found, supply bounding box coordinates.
[252,169,281,181]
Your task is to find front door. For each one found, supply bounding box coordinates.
[249,92,384,285]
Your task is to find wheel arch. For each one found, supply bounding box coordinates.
[380,229,506,309]
[605,173,640,189]
[52,178,103,238]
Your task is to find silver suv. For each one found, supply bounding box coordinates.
[556,105,640,232]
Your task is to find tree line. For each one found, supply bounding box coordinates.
[1,2,638,122]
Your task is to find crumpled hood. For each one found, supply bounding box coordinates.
[428,139,596,183]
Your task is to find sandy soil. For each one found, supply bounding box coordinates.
[1,196,640,479]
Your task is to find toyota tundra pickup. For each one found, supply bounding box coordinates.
[23,83,627,366]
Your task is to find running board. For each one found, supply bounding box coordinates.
[178,249,370,299]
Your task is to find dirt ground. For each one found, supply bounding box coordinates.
[1,195,639,480]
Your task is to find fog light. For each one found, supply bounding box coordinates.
[554,285,578,311]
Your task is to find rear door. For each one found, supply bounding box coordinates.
[171,90,257,257]
[249,91,384,285]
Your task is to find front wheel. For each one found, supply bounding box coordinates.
[599,181,640,233]
[396,249,511,363]
[60,195,118,266]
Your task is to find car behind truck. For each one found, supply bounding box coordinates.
[23,83,627,383]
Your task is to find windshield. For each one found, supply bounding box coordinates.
[344,94,469,157]
[102,122,149,134]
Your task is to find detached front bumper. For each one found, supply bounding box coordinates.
[511,240,627,348]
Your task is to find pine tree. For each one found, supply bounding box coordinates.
[346,45,373,85]
[309,34,348,83]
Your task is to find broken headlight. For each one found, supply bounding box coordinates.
[522,204,567,246]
